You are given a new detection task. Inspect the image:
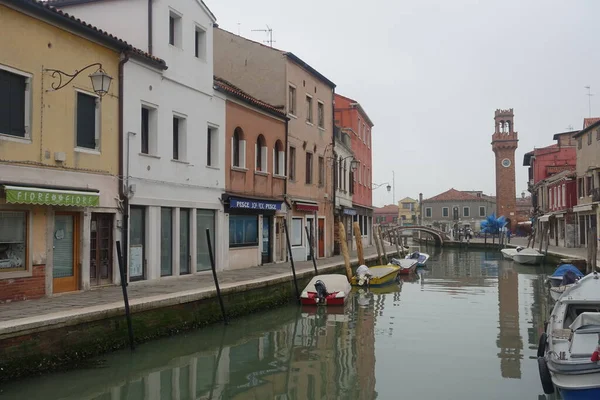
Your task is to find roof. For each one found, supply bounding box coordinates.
[552,130,580,141]
[46,0,217,21]
[399,197,417,203]
[214,77,287,119]
[8,0,166,69]
[523,151,534,166]
[373,204,399,214]
[284,52,336,89]
[574,117,600,139]
[583,117,600,129]
[423,188,492,202]
[335,93,374,126]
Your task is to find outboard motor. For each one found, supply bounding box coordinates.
[561,270,579,286]
[314,280,329,303]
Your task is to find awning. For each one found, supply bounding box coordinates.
[342,207,357,216]
[3,185,100,207]
[228,196,282,211]
[573,204,593,213]
[538,214,552,222]
[295,201,319,212]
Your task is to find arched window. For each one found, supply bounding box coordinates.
[232,127,246,168]
[274,139,284,175]
[256,134,266,172]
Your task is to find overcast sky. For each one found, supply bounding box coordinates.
[206,0,599,207]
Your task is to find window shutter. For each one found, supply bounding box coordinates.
[272,148,276,175]
[255,143,258,170]
[240,140,246,168]
[261,146,268,172]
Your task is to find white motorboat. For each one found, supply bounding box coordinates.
[538,272,600,398]
[500,246,524,260]
[548,264,584,302]
[512,248,545,265]
[405,251,430,267]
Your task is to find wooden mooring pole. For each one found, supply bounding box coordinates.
[587,227,598,274]
[378,225,388,264]
[282,220,301,303]
[116,240,135,351]
[206,229,228,325]
[338,222,353,281]
[353,221,365,266]
[373,225,383,265]
[305,226,318,275]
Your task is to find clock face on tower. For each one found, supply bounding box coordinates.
[501,158,511,168]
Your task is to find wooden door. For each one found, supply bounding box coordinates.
[90,213,113,286]
[318,218,325,258]
[53,212,79,293]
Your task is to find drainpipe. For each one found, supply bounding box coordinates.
[331,88,336,255]
[284,117,289,262]
[147,0,153,54]
[119,52,130,282]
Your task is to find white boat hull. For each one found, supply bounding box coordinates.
[513,252,544,265]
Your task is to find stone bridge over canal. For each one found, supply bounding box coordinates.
[379,225,450,247]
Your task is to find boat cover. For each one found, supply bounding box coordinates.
[552,264,584,279]
[569,312,600,332]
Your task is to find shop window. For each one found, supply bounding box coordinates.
[197,209,215,271]
[229,215,258,247]
[180,208,190,274]
[161,207,173,276]
[0,211,27,272]
[291,217,303,246]
[129,206,145,280]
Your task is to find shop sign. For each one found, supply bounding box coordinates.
[4,186,100,207]
[230,197,282,211]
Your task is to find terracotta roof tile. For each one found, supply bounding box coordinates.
[584,117,600,128]
[214,77,287,118]
[374,204,399,214]
[424,188,490,202]
[16,0,166,69]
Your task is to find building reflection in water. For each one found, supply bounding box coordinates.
[496,263,523,379]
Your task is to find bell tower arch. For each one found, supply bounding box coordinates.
[491,108,518,231]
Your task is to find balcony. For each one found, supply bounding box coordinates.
[592,188,600,202]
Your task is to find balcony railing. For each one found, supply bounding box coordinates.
[592,188,600,202]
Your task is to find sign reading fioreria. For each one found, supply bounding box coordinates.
[4,185,100,207]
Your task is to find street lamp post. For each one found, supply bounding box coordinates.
[45,62,113,98]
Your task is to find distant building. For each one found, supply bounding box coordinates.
[421,188,496,232]
[374,204,399,226]
[398,197,418,225]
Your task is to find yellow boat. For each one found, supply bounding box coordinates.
[351,265,401,287]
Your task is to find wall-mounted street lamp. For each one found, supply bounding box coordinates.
[45,63,113,98]
[372,182,392,192]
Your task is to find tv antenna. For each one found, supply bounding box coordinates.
[585,85,594,117]
[252,25,275,47]
[566,124,574,131]
[237,22,241,36]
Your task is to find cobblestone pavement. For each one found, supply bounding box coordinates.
[0,246,394,323]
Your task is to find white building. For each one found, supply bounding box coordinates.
[56,0,227,279]
[333,126,356,254]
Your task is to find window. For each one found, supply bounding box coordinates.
[317,101,325,128]
[363,124,366,142]
[289,146,296,180]
[587,176,593,196]
[169,11,182,47]
[76,92,99,149]
[196,209,215,271]
[0,211,27,272]
[195,26,206,59]
[274,140,284,175]
[597,128,600,141]
[463,207,470,217]
[141,107,149,154]
[129,206,145,280]
[305,152,313,184]
[232,127,246,168]
[0,68,30,139]
[318,156,324,186]
[255,134,267,172]
[206,126,218,167]
[172,116,186,161]
[343,162,347,191]
[479,206,486,217]
[588,132,592,146]
[578,137,582,150]
[337,158,342,190]
[357,118,361,136]
[306,95,313,123]
[578,177,584,198]
[160,207,173,276]
[349,170,354,194]
[180,208,190,274]
[562,184,566,207]
[425,207,432,218]
[141,105,157,155]
[442,207,449,217]
[367,128,371,148]
[288,86,296,115]
[229,215,258,247]
[291,218,303,246]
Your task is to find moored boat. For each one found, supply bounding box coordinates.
[512,248,544,265]
[548,264,584,302]
[538,272,600,398]
[390,258,419,275]
[500,246,524,260]
[300,275,351,306]
[405,251,430,267]
[351,264,401,287]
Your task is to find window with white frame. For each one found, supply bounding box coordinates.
[479,206,486,217]
[0,67,31,139]
[289,146,296,180]
[206,125,218,167]
[273,140,285,175]
[169,10,182,47]
[195,25,206,59]
[291,218,303,246]
[141,104,157,155]
[425,207,432,218]
[232,127,246,168]
[76,91,100,150]
[0,210,28,272]
[172,115,186,161]
[288,85,296,116]
[317,101,325,128]
[318,156,324,186]
[463,207,470,217]
[306,95,313,123]
[442,207,449,217]
[255,134,267,172]
[562,184,566,207]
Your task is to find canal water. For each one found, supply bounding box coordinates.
[0,246,558,400]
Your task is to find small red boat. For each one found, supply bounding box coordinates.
[300,275,351,306]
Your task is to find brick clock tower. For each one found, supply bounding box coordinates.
[491,108,518,231]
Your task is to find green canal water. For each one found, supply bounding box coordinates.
[0,247,558,400]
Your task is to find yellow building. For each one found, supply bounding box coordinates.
[0,0,164,301]
[398,197,419,225]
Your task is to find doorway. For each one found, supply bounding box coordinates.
[261,216,271,264]
[90,213,113,286]
[306,216,314,261]
[318,217,325,258]
[53,212,80,293]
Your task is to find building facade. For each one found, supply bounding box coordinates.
[374,204,399,226]
[398,197,418,225]
[491,109,518,231]
[333,126,355,254]
[422,189,496,232]
[214,77,288,269]
[58,0,228,279]
[573,118,600,246]
[0,1,159,301]
[334,94,373,249]
[214,28,336,262]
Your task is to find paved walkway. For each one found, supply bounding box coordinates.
[0,246,395,332]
